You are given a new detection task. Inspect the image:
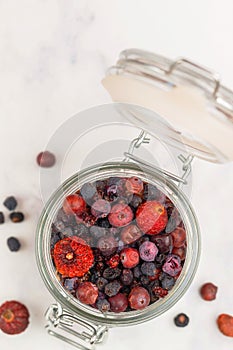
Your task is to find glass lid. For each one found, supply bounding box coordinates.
[103,48,233,163]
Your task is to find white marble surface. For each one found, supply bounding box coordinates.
[0,1,233,349]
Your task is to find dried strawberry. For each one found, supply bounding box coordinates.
[136,201,168,235]
[0,300,29,335]
[53,236,94,277]
[217,314,233,337]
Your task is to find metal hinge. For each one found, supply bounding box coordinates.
[45,303,108,350]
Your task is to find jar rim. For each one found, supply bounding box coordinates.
[36,161,201,327]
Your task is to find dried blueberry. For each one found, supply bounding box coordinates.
[159,273,176,290]
[96,277,108,291]
[73,224,89,238]
[96,218,111,228]
[141,262,156,276]
[9,212,24,223]
[61,226,73,237]
[64,277,79,292]
[155,254,167,267]
[174,313,189,327]
[103,267,121,280]
[120,269,134,286]
[133,266,142,279]
[105,280,121,297]
[143,184,165,202]
[0,212,4,224]
[96,299,110,312]
[129,194,142,209]
[7,237,21,252]
[51,232,62,248]
[3,196,17,211]
[140,275,150,286]
[166,208,182,233]
[80,182,97,204]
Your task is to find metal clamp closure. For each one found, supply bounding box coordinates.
[45,303,108,350]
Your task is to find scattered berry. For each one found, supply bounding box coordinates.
[108,203,133,227]
[9,212,24,223]
[53,236,94,277]
[136,201,168,235]
[0,300,29,334]
[63,195,86,216]
[162,255,182,277]
[37,151,56,167]
[129,286,150,310]
[120,248,139,268]
[0,212,4,224]
[105,280,121,297]
[91,199,111,218]
[96,299,110,312]
[200,282,218,301]
[171,227,186,248]
[3,196,17,211]
[174,313,189,327]
[217,314,233,337]
[76,282,98,305]
[125,177,143,195]
[120,269,134,286]
[109,293,128,313]
[139,241,158,262]
[7,237,21,252]
[97,236,117,257]
[121,224,142,244]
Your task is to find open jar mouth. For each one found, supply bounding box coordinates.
[36,161,200,327]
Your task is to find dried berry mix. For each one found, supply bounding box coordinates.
[174,313,189,327]
[50,176,187,313]
[3,196,17,211]
[0,300,29,334]
[200,282,218,301]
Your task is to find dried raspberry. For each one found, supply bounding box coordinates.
[63,194,86,216]
[136,201,168,235]
[153,286,168,298]
[0,300,29,335]
[217,314,233,337]
[108,203,133,227]
[53,236,94,277]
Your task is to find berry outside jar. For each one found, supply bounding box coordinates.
[36,161,200,349]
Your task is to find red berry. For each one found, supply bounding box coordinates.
[129,286,150,310]
[200,283,218,301]
[120,248,139,268]
[171,227,186,248]
[0,300,29,335]
[36,151,56,167]
[91,199,111,218]
[217,314,233,337]
[125,177,143,195]
[107,254,120,268]
[63,194,86,216]
[162,255,182,277]
[53,236,94,277]
[153,286,168,298]
[121,224,142,244]
[76,282,98,305]
[136,201,168,235]
[108,203,133,227]
[109,293,128,313]
[172,246,186,261]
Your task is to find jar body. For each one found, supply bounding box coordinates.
[36,161,200,328]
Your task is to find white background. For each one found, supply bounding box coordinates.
[0,1,233,349]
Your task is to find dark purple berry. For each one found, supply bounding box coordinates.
[80,182,97,203]
[139,241,158,261]
[129,195,142,209]
[120,269,134,286]
[151,234,172,254]
[96,218,111,228]
[64,277,79,292]
[166,208,182,233]
[9,212,24,223]
[37,151,56,167]
[103,267,121,280]
[162,255,182,277]
[105,280,121,297]
[97,236,117,257]
[143,184,165,202]
[7,237,21,252]
[96,299,110,312]
[174,313,189,327]
[73,224,89,238]
[0,212,4,224]
[155,253,167,267]
[160,273,176,290]
[133,266,142,279]
[3,196,17,211]
[141,262,156,276]
[140,275,150,286]
[109,293,128,313]
[96,277,108,291]
[51,232,62,248]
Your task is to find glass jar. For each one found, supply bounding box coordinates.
[36,49,233,350]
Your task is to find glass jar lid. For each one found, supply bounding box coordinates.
[103,49,233,163]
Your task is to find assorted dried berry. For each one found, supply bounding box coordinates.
[9,212,24,223]
[3,196,17,211]
[174,313,189,327]
[0,212,4,224]
[36,151,56,167]
[7,237,21,252]
[200,282,218,301]
[50,176,187,313]
[0,300,29,334]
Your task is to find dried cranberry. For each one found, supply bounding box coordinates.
[37,151,56,167]
[120,248,139,268]
[109,203,133,227]
[136,201,168,235]
[76,282,98,305]
[107,254,120,268]
[200,283,218,301]
[129,286,150,310]
[109,293,128,313]
[217,314,233,337]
